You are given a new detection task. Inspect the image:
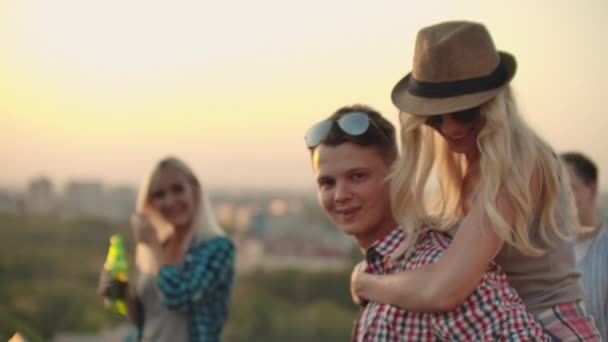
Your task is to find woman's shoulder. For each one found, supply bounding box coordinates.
[181,236,235,267]
[191,235,234,253]
[594,224,608,246]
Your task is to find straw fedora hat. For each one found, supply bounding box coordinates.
[391,21,517,115]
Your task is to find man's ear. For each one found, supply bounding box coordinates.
[590,181,599,201]
[382,151,397,167]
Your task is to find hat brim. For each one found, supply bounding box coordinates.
[391,52,517,115]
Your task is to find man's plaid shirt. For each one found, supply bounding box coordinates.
[353,228,550,341]
[157,236,234,342]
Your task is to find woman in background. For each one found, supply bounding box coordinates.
[100,156,234,342]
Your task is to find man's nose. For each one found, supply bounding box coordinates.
[334,181,353,202]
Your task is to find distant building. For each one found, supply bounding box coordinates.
[61,181,105,218]
[59,181,137,221]
[249,210,268,238]
[25,176,55,215]
[258,232,354,271]
[0,189,22,215]
[215,191,356,272]
[234,238,264,272]
[215,202,235,228]
[103,185,137,222]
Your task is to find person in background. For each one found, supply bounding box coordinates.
[351,21,600,340]
[561,152,608,339]
[306,104,548,341]
[99,156,235,342]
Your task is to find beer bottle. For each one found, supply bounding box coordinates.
[103,234,128,315]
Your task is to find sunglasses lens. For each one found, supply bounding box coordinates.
[305,120,333,147]
[337,112,370,136]
[305,112,374,148]
[426,115,442,128]
[425,107,480,128]
[452,107,480,124]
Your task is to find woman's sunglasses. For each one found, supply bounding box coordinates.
[425,106,481,128]
[305,112,381,148]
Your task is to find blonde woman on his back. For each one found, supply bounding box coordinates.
[352,21,600,340]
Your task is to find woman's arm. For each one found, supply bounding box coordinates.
[125,285,140,323]
[354,190,515,312]
[157,237,235,312]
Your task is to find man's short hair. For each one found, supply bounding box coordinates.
[560,152,598,186]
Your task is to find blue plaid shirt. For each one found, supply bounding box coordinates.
[156,236,235,342]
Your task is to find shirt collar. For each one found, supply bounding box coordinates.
[366,227,404,260]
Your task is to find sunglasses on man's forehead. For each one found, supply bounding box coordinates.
[425,106,481,128]
[305,112,384,148]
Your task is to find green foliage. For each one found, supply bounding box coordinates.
[0,214,358,341]
[223,269,358,341]
[0,214,130,340]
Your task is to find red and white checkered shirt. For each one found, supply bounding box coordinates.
[353,228,550,341]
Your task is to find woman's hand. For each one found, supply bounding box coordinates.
[97,268,112,298]
[131,212,180,266]
[130,212,159,246]
[351,261,369,306]
[97,267,138,322]
[97,268,129,299]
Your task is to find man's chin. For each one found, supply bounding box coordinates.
[336,224,361,236]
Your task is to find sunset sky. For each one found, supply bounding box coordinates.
[1,0,607,191]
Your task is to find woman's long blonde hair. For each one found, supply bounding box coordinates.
[391,87,576,258]
[134,156,224,274]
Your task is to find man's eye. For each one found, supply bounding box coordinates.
[352,173,367,181]
[151,190,165,199]
[318,179,334,189]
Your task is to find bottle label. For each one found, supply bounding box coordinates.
[106,279,128,299]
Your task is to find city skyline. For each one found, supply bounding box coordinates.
[0,173,317,194]
[2,1,608,190]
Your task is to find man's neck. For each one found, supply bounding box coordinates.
[355,220,399,251]
[577,215,601,241]
[579,211,599,229]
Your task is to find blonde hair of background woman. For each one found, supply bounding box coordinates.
[390,87,577,258]
[134,156,224,274]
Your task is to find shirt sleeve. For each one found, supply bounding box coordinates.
[157,236,235,312]
[598,231,608,338]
